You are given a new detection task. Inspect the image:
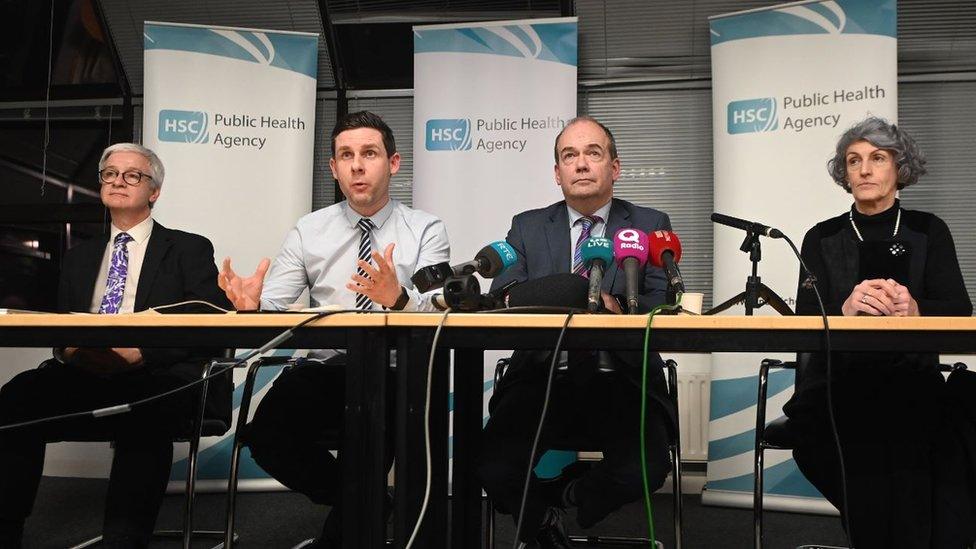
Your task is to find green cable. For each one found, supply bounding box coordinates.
[640,293,683,547]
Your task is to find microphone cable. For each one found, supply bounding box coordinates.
[404,307,451,549]
[0,310,364,434]
[781,234,853,548]
[639,297,682,546]
[149,300,232,313]
[511,309,576,548]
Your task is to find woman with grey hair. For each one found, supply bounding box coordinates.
[783,117,974,547]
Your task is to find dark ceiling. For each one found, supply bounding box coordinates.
[0,0,568,221]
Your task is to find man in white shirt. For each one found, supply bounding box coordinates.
[218,111,450,548]
[0,143,231,548]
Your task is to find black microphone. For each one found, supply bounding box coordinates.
[412,263,454,294]
[438,274,589,312]
[710,212,784,238]
[506,273,589,309]
[411,241,518,293]
[441,275,484,311]
[437,277,519,312]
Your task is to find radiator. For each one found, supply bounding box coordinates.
[675,370,710,462]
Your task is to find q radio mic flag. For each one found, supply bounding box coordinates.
[613,228,650,314]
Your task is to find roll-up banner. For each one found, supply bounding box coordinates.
[705,0,896,512]
[412,18,578,475]
[142,21,318,491]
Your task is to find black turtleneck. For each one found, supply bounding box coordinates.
[849,199,901,241]
[796,199,972,316]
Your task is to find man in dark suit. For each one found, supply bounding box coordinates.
[0,143,231,549]
[478,117,676,549]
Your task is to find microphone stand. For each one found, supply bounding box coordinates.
[706,230,794,316]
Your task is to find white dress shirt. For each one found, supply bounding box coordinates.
[89,216,154,314]
[260,199,450,312]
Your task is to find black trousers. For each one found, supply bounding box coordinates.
[787,354,974,548]
[477,353,671,542]
[243,356,395,538]
[0,361,198,549]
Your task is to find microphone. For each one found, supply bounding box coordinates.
[441,275,484,311]
[506,273,589,309]
[710,212,784,239]
[411,241,518,292]
[647,230,685,295]
[612,228,650,314]
[580,237,613,312]
[437,276,519,311]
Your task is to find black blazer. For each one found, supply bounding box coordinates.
[490,198,677,433]
[57,222,233,423]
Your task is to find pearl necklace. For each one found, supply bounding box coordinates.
[849,206,901,242]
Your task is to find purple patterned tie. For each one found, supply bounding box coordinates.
[572,216,601,277]
[98,232,134,314]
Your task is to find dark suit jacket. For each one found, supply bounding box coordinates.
[489,198,677,432]
[490,198,671,310]
[55,222,233,424]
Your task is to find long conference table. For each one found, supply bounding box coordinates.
[2,312,975,549]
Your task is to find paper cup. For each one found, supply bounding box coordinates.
[679,292,704,315]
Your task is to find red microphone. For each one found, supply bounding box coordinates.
[613,228,650,314]
[647,230,685,294]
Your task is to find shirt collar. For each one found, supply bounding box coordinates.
[567,200,612,228]
[110,216,154,244]
[343,198,396,229]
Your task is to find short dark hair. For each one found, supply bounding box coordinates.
[553,116,618,163]
[827,116,927,192]
[330,110,397,157]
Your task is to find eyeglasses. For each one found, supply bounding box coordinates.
[98,168,152,186]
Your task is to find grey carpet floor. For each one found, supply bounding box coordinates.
[20,477,847,548]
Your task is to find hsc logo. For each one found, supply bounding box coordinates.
[425,119,471,151]
[727,98,778,134]
[158,110,209,144]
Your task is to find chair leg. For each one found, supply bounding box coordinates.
[221,439,247,549]
[153,360,226,547]
[182,363,212,549]
[67,535,103,549]
[187,360,221,547]
[223,358,264,549]
[666,359,683,549]
[754,359,776,549]
[671,444,683,549]
[484,497,495,549]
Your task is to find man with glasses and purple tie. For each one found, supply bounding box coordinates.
[477,117,676,549]
[0,143,231,548]
[216,111,450,549]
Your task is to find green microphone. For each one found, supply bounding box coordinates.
[580,237,614,312]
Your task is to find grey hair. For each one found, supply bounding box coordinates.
[98,143,165,190]
[827,117,927,193]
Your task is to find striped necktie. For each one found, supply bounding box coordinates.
[356,218,375,310]
[572,216,600,277]
[98,232,134,314]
